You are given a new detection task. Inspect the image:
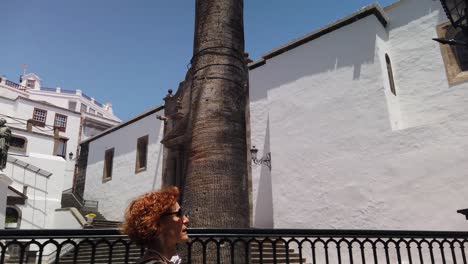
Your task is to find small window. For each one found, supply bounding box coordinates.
[436,22,468,84]
[80,103,87,113]
[135,135,149,173]
[26,80,35,89]
[54,138,67,158]
[97,112,103,117]
[68,101,77,111]
[89,108,96,115]
[32,108,47,125]
[103,148,114,182]
[5,207,20,229]
[54,114,67,132]
[10,135,27,153]
[385,54,396,96]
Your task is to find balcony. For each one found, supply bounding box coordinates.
[3,80,27,91]
[0,228,467,263]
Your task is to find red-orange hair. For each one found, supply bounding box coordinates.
[120,186,179,246]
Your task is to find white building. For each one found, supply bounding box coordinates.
[77,0,468,231]
[17,73,121,141]
[249,0,468,230]
[81,106,164,220]
[0,73,120,229]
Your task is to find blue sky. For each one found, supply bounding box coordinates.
[2,0,395,120]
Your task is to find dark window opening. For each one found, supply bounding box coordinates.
[26,79,35,89]
[5,207,20,229]
[103,148,114,181]
[385,54,396,96]
[68,101,77,111]
[54,138,67,158]
[135,135,149,173]
[10,136,27,152]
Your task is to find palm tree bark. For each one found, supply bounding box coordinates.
[183,0,250,245]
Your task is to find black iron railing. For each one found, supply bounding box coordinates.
[0,228,467,263]
[94,100,104,107]
[82,92,92,101]
[61,89,76,94]
[4,80,26,91]
[40,87,57,92]
[62,188,99,213]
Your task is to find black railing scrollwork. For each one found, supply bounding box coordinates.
[0,228,467,263]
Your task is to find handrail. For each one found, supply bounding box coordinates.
[82,92,92,101]
[69,192,84,208]
[94,100,103,107]
[64,189,98,211]
[40,87,56,92]
[7,156,53,178]
[61,89,76,94]
[83,200,99,211]
[5,80,27,90]
[2,228,468,263]
[1,228,468,238]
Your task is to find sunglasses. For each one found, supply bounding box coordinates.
[162,208,189,218]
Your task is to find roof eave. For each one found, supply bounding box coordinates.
[249,3,388,70]
[80,104,164,145]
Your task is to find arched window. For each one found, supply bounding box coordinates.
[5,207,20,229]
[10,135,27,153]
[385,54,396,96]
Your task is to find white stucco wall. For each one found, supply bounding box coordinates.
[3,155,66,229]
[28,90,120,122]
[384,0,468,130]
[249,0,468,230]
[84,110,164,221]
[0,96,81,157]
[0,88,85,229]
[53,208,85,229]
[0,82,28,100]
[1,76,121,146]
[28,91,82,111]
[1,95,80,195]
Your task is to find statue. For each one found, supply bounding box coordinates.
[0,118,11,171]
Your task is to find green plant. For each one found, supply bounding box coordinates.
[5,216,17,224]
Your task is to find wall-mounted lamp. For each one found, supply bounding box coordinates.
[68,152,74,160]
[457,208,468,220]
[250,146,271,169]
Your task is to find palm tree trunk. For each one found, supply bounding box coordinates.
[183,0,250,261]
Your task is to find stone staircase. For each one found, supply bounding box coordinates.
[250,241,307,264]
[3,248,37,264]
[61,189,83,209]
[81,210,121,229]
[4,240,308,263]
[58,239,142,263]
[62,189,121,229]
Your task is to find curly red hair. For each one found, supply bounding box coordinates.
[120,186,179,246]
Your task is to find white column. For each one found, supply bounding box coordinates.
[0,174,13,229]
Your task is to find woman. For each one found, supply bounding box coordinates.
[121,186,189,264]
